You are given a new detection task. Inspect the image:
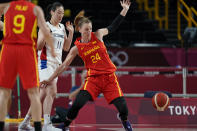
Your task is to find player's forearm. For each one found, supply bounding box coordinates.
[44,32,54,51]
[63,31,73,51]
[48,64,67,82]
[37,31,45,50]
[0,21,3,31]
[107,14,124,34]
[48,54,74,81]
[120,7,129,16]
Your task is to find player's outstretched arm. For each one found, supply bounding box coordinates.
[41,46,78,86]
[95,0,131,40]
[34,6,56,57]
[63,21,74,51]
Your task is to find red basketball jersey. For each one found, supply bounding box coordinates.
[2,0,37,46]
[74,32,116,76]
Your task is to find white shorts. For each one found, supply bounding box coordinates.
[38,61,59,83]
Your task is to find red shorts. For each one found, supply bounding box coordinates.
[82,73,123,104]
[0,44,39,90]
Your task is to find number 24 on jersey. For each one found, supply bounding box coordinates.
[91,53,101,63]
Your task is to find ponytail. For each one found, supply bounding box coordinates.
[74,10,91,32]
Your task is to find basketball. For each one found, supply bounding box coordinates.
[152,92,170,111]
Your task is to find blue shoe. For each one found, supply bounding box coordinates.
[117,113,133,131]
[121,120,132,131]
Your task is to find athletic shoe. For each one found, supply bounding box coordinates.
[42,123,62,131]
[117,113,133,131]
[18,122,34,131]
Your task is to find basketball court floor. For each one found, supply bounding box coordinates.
[4,123,197,131]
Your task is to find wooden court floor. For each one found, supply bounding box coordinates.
[5,123,197,131]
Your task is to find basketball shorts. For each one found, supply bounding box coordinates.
[0,44,39,89]
[38,60,59,83]
[82,73,123,104]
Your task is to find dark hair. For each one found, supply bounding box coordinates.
[74,10,92,32]
[46,2,64,21]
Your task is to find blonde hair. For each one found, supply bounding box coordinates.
[74,10,91,32]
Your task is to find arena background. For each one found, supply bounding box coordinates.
[1,0,197,130]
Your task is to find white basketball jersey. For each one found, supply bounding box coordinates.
[38,22,65,67]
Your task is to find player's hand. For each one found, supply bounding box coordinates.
[120,0,131,10]
[40,79,51,88]
[66,21,74,33]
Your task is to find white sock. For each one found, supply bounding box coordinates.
[44,114,50,125]
[23,115,31,123]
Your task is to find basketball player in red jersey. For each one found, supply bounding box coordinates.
[0,0,56,131]
[41,0,132,131]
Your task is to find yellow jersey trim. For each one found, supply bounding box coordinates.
[114,73,123,96]
[31,19,39,87]
[0,45,4,63]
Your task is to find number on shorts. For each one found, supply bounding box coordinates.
[12,14,26,34]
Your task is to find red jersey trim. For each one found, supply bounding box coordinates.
[40,46,47,60]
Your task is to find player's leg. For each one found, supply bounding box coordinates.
[18,89,46,131]
[111,97,132,131]
[38,62,61,130]
[18,87,46,130]
[0,87,12,130]
[103,73,132,131]
[6,95,12,118]
[58,76,99,130]
[0,45,17,130]
[43,81,57,124]
[18,107,34,130]
[27,87,42,131]
[64,76,100,127]
[42,81,61,131]
[59,90,92,129]
[18,46,42,131]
